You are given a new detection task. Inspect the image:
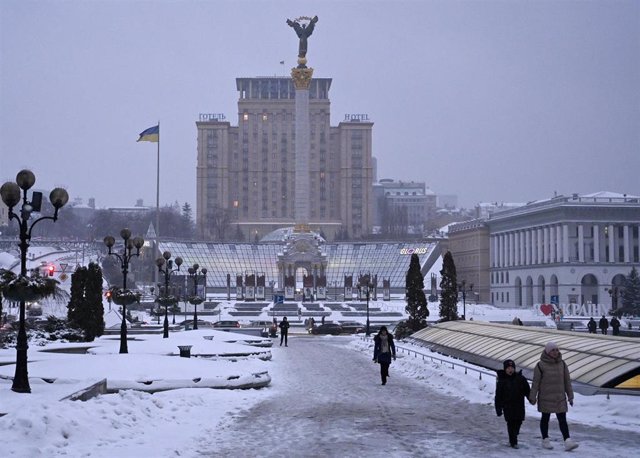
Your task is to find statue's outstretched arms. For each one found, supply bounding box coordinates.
[286,19,294,27]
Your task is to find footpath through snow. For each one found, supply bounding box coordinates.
[199,335,640,458]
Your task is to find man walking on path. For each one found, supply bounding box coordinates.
[610,316,621,336]
[279,316,290,346]
[599,315,609,335]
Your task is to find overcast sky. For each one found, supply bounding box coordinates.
[1,0,638,211]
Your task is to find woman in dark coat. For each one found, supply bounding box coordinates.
[373,326,396,385]
[495,359,530,449]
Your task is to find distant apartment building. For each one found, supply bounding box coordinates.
[451,192,640,309]
[373,179,436,233]
[196,76,374,241]
[437,194,458,209]
[475,201,525,219]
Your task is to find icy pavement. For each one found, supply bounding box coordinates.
[199,335,640,458]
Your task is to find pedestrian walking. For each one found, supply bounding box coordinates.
[495,359,531,449]
[587,317,597,334]
[599,315,609,335]
[610,316,621,336]
[372,326,396,385]
[529,341,579,451]
[279,316,290,346]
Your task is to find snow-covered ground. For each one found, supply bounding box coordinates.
[1,302,638,457]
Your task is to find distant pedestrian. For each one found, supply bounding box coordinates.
[587,317,597,334]
[599,315,609,335]
[321,315,325,325]
[279,316,290,346]
[529,342,579,451]
[373,326,396,385]
[495,359,530,449]
[610,316,621,336]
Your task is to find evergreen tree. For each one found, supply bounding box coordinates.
[439,251,459,321]
[405,253,429,332]
[621,267,640,316]
[67,263,105,341]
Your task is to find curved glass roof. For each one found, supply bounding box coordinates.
[411,321,640,394]
[159,241,438,289]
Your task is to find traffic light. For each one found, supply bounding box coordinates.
[105,290,112,303]
[47,265,55,277]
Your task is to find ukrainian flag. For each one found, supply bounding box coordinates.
[137,125,159,142]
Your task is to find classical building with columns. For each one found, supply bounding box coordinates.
[487,192,640,309]
[449,192,640,310]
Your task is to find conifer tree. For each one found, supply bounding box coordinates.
[621,266,640,316]
[405,253,429,332]
[67,263,105,341]
[439,251,459,321]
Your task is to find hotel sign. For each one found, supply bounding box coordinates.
[344,114,369,122]
[199,113,226,122]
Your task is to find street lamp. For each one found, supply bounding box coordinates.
[155,251,183,338]
[104,229,144,354]
[359,273,374,336]
[458,280,474,320]
[187,264,207,330]
[1,169,68,393]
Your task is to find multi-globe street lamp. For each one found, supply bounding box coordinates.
[187,264,207,330]
[103,229,144,354]
[155,251,183,338]
[1,170,69,393]
[458,280,474,320]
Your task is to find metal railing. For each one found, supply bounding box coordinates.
[361,335,495,380]
[360,335,638,397]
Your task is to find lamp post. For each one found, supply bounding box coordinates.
[458,280,474,320]
[155,251,183,338]
[187,264,207,330]
[1,169,68,393]
[359,273,374,336]
[104,229,144,354]
[608,287,623,311]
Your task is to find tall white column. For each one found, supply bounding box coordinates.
[563,224,569,262]
[556,225,563,263]
[624,225,630,262]
[593,224,600,262]
[608,224,615,262]
[543,226,550,263]
[509,232,515,266]
[526,230,532,265]
[550,226,556,263]
[537,228,543,265]
[578,224,584,262]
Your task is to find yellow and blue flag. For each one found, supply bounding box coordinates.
[137,125,159,142]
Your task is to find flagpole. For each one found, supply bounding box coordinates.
[155,120,160,288]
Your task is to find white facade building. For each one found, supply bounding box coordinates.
[487,192,640,311]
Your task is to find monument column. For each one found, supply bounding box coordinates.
[287,15,318,232]
[291,67,313,228]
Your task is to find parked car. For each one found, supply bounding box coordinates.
[178,319,211,328]
[389,320,413,339]
[339,321,365,334]
[366,324,385,335]
[311,323,343,335]
[249,320,275,328]
[212,320,241,328]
